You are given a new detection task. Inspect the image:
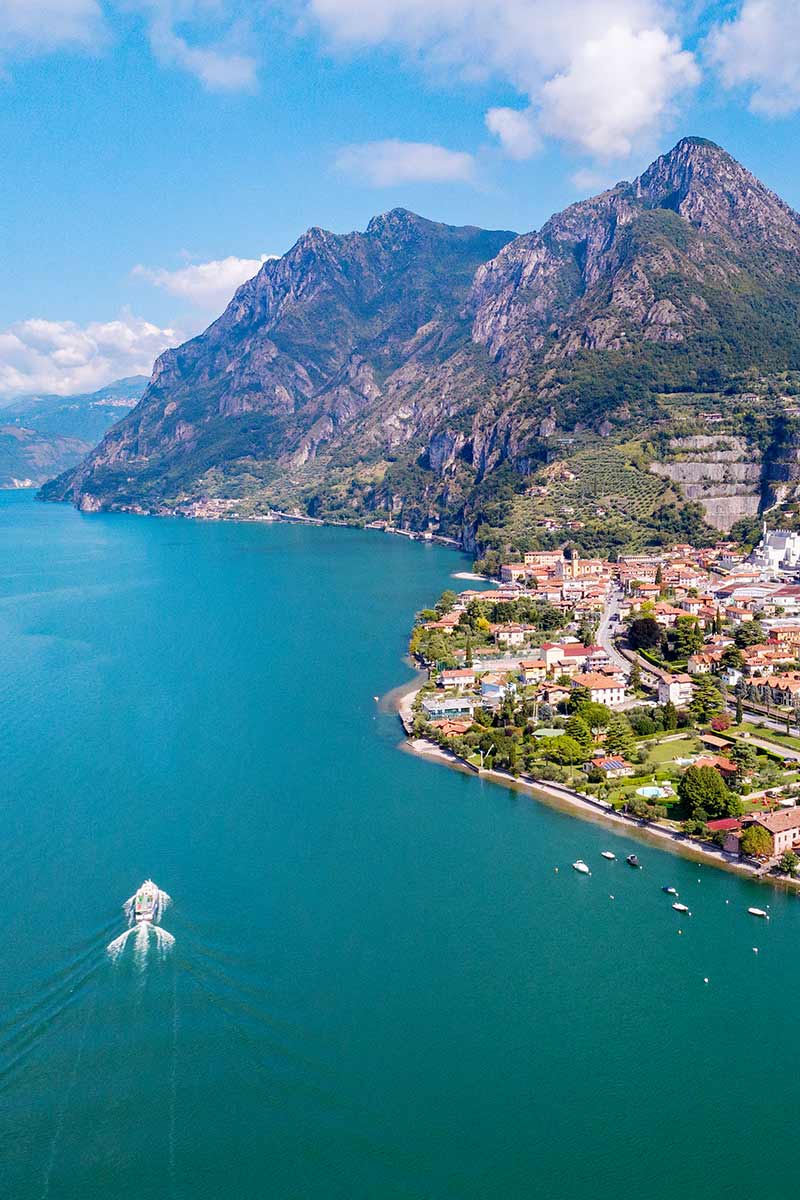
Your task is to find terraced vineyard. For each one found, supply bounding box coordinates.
[503,446,677,551]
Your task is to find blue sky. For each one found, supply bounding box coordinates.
[2,0,800,396]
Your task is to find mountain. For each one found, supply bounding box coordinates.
[41,140,800,553]
[1,376,147,488]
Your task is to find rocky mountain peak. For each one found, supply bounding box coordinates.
[633,136,800,244]
[42,136,800,548]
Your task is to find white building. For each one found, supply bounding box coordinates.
[750,522,800,572]
[657,674,694,707]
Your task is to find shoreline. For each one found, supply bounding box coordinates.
[389,685,800,892]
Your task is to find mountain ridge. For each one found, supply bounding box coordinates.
[41,139,800,553]
[1,376,147,489]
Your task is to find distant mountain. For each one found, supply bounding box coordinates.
[1,376,147,488]
[41,140,800,552]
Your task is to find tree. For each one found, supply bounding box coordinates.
[740,823,772,859]
[713,608,723,636]
[735,694,744,725]
[721,646,745,671]
[628,617,663,651]
[662,699,678,730]
[731,742,757,775]
[779,850,800,876]
[690,675,726,723]
[543,734,585,765]
[578,619,598,646]
[604,714,635,759]
[655,564,663,586]
[576,700,613,735]
[568,684,590,712]
[435,589,457,615]
[677,765,742,819]
[629,661,642,692]
[710,714,732,731]
[564,715,592,756]
[464,631,473,668]
[674,616,704,658]
[735,620,764,649]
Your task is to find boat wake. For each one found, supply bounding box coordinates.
[108,879,174,966]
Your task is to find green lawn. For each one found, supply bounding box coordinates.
[638,733,700,765]
[733,721,800,754]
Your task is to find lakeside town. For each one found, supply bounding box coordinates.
[403,523,800,881]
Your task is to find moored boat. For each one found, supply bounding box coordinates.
[672,902,691,914]
[663,886,678,896]
[572,860,591,875]
[601,851,616,860]
[747,907,769,919]
[626,854,641,869]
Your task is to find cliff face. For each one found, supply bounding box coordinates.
[42,139,800,544]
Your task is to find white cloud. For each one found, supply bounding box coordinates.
[309,0,700,161]
[0,0,103,59]
[708,0,800,117]
[485,106,540,160]
[133,254,272,308]
[145,7,258,91]
[0,0,258,91]
[540,25,699,158]
[0,313,181,398]
[335,139,476,185]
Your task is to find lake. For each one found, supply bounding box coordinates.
[1,489,797,1199]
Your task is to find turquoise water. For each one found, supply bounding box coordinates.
[2,490,798,1199]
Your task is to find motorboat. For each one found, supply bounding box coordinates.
[133,879,160,922]
[626,854,641,869]
[107,879,174,961]
[672,902,691,914]
[572,860,591,874]
[747,907,769,919]
[601,851,616,860]
[662,886,678,896]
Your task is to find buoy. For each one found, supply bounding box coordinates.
[610,894,615,900]
[555,867,559,873]
[703,977,709,984]
[726,899,729,904]
[753,947,759,953]
[678,929,682,934]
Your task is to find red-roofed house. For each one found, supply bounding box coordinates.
[573,672,626,708]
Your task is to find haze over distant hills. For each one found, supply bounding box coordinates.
[1,377,147,489]
[42,140,800,553]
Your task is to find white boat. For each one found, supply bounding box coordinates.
[133,879,160,922]
[572,860,591,875]
[672,902,691,914]
[601,851,616,860]
[747,907,769,919]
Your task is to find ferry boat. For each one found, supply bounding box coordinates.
[572,860,591,875]
[134,880,160,922]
